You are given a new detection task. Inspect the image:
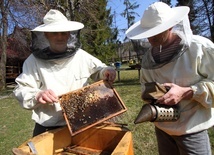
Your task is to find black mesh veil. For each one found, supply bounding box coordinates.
[139,15,192,69]
[31,30,81,60]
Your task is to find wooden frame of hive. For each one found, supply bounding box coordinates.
[59,80,127,136]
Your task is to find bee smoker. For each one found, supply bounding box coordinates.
[135,82,180,124]
[134,103,180,124]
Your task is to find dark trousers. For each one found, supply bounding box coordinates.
[155,127,211,155]
[33,123,64,137]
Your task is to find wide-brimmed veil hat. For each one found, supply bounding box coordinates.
[32,9,84,32]
[126,2,190,39]
[31,9,84,60]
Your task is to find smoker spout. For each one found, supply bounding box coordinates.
[134,104,157,124]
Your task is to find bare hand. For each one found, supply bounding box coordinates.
[157,83,193,105]
[35,89,58,104]
[103,67,116,83]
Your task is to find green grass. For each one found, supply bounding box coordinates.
[0,96,34,155]
[1,69,214,155]
[113,69,157,155]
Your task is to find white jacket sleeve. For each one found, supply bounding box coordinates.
[13,55,42,110]
[190,38,214,108]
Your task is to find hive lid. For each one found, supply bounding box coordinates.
[59,80,127,136]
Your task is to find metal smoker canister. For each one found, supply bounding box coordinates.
[134,104,180,124]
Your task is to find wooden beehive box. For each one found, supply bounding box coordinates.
[13,125,134,155]
[59,80,127,136]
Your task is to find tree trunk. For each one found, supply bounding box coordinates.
[0,0,8,90]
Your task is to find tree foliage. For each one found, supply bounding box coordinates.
[121,0,139,37]
[0,0,119,89]
[71,0,118,62]
[160,0,172,6]
[0,0,46,90]
[121,0,147,60]
[176,0,214,41]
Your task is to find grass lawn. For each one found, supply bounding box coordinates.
[1,68,214,155]
[0,95,34,155]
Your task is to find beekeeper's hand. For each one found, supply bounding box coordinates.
[35,89,58,104]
